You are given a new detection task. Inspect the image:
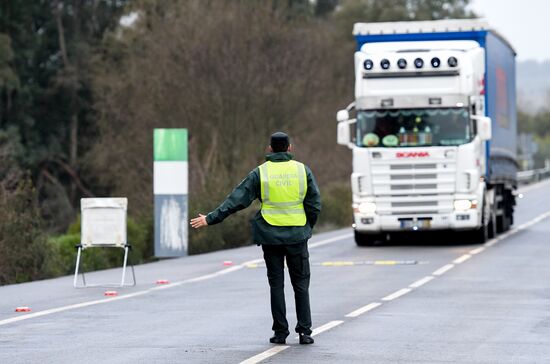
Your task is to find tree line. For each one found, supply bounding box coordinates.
[0,0,475,284]
[518,109,550,168]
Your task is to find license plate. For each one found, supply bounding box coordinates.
[400,220,431,229]
[420,220,431,228]
[400,220,414,229]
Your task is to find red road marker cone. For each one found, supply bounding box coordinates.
[223,260,233,266]
[156,279,170,285]
[104,290,118,296]
[15,306,31,312]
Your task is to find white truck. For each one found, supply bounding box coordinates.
[336,19,517,245]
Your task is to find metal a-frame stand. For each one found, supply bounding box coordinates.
[73,243,136,288]
[73,197,137,288]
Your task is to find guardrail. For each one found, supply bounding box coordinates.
[517,167,550,185]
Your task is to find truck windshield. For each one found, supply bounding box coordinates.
[356,108,472,148]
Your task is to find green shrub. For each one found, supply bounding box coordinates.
[188,196,256,255]
[127,215,152,262]
[0,180,52,285]
[49,232,121,275]
[317,182,352,230]
[47,214,153,276]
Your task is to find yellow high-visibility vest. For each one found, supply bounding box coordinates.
[259,160,307,226]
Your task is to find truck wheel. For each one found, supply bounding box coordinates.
[470,197,490,244]
[354,231,382,246]
[470,221,489,244]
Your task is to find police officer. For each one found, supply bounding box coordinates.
[190,132,321,345]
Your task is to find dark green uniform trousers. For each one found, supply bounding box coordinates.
[262,242,312,337]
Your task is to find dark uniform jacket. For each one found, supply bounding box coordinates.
[206,152,321,245]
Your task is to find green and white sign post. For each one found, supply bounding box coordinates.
[154,129,188,257]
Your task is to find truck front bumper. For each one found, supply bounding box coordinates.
[354,210,480,232]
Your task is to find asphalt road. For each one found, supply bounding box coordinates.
[1,179,550,363]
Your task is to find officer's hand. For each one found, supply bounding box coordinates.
[190,214,208,229]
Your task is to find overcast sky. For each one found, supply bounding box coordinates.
[469,0,549,62]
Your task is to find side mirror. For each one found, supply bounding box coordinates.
[337,119,356,148]
[337,122,350,146]
[473,116,492,141]
[336,109,349,122]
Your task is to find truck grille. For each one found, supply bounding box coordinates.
[391,201,438,207]
[390,163,437,170]
[370,159,455,215]
[390,174,436,180]
[391,184,437,190]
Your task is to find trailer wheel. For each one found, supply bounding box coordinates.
[489,206,497,239]
[502,212,512,232]
[496,214,510,233]
[354,231,383,246]
[496,189,513,233]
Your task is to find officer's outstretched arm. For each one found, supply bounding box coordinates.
[191,169,259,227]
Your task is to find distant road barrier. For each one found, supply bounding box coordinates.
[517,167,550,185]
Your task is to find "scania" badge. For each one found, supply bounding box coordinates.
[396,151,430,158]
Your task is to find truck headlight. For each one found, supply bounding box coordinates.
[454,199,477,211]
[364,59,374,70]
[448,56,458,67]
[354,202,376,214]
[397,58,407,69]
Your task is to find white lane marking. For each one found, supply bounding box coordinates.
[0,233,352,327]
[469,247,485,255]
[382,288,411,301]
[0,290,151,326]
[345,302,382,318]
[498,232,512,240]
[239,345,290,364]
[171,264,248,285]
[308,233,353,249]
[482,209,550,249]
[409,276,434,288]
[246,320,345,364]
[311,320,344,337]
[480,211,550,249]
[0,260,256,327]
[0,257,262,327]
[530,211,550,225]
[432,264,454,276]
[512,211,550,234]
[241,211,550,363]
[292,319,345,339]
[453,254,472,264]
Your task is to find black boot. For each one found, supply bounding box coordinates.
[269,335,286,344]
[299,333,314,345]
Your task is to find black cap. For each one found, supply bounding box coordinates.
[270,132,290,152]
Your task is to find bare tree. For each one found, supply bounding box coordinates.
[89,0,352,249]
